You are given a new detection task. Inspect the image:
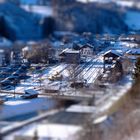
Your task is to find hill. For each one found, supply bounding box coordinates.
[54,2,129,34]
[0,2,42,41]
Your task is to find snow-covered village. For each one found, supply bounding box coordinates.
[0,0,140,140]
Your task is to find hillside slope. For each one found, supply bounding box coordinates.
[0,2,42,41]
[54,2,129,34]
[125,10,140,30]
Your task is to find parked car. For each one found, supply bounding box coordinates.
[21,89,39,99]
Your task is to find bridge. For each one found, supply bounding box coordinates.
[0,89,95,102]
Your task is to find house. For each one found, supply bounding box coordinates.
[103,50,123,72]
[73,42,95,57]
[80,44,94,57]
[99,60,123,83]
[103,50,121,62]
[59,48,80,64]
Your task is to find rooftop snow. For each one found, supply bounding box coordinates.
[62,48,80,54]
[103,50,122,57]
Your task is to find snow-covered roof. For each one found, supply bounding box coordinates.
[126,49,140,55]
[61,48,80,54]
[78,43,94,49]
[103,50,122,57]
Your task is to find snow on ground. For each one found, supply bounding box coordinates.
[48,64,68,76]
[77,0,112,3]
[95,75,133,117]
[0,41,135,120]
[4,123,81,140]
[21,5,53,17]
[77,0,136,7]
[125,11,140,30]
[114,41,138,49]
[0,97,55,120]
[42,57,103,92]
[0,43,137,139]
[83,58,103,83]
[66,105,96,113]
[116,1,134,7]
[11,64,68,93]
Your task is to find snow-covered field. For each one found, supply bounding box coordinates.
[77,0,137,8]
[21,5,53,17]
[0,40,137,123]
[0,63,78,121]
[0,39,138,140]
[4,123,81,140]
[0,97,55,120]
[41,57,103,92]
